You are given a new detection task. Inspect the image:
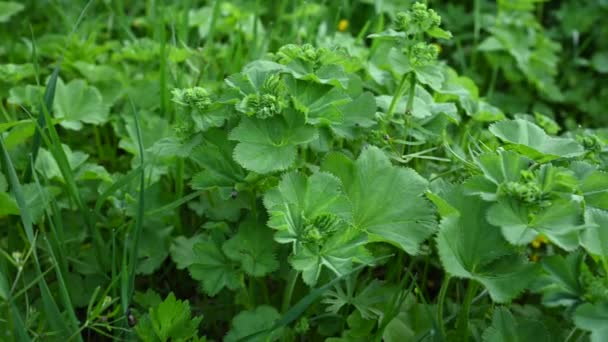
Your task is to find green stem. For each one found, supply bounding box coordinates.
[248,277,256,309]
[405,72,417,115]
[437,276,451,340]
[385,72,409,123]
[281,270,298,313]
[471,0,481,69]
[259,278,271,305]
[93,127,104,160]
[487,65,498,99]
[174,158,184,234]
[456,280,480,342]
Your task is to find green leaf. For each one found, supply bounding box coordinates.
[222,220,279,277]
[322,147,436,254]
[0,63,35,83]
[290,228,371,286]
[323,278,386,320]
[286,76,350,125]
[382,299,439,342]
[188,238,242,296]
[136,226,173,275]
[489,119,584,162]
[170,234,207,270]
[487,199,583,250]
[190,128,246,190]
[435,186,538,302]
[581,209,608,257]
[34,145,89,182]
[53,78,109,130]
[474,150,531,187]
[573,301,608,342]
[0,173,18,216]
[0,192,19,217]
[580,170,608,210]
[591,52,608,74]
[7,84,45,109]
[534,253,584,307]
[264,171,368,285]
[229,109,317,173]
[330,92,377,139]
[73,61,120,83]
[135,292,203,342]
[482,307,549,342]
[427,26,452,39]
[0,1,24,22]
[225,306,283,342]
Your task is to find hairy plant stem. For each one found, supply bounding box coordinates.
[457,280,480,342]
[281,270,299,313]
[471,0,481,69]
[405,72,417,115]
[437,275,451,340]
[385,72,409,124]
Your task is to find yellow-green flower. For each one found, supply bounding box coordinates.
[531,235,548,249]
[338,19,349,32]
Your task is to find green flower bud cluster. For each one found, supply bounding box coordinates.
[294,318,310,334]
[172,87,215,138]
[172,87,212,112]
[302,214,342,244]
[580,264,608,303]
[409,42,439,66]
[239,74,286,119]
[501,180,543,204]
[242,93,282,119]
[534,113,560,135]
[276,44,321,65]
[275,43,348,71]
[395,2,441,34]
[577,133,604,153]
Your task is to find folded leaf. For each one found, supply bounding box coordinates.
[322,147,436,254]
[489,119,584,162]
[435,186,539,302]
[229,110,317,173]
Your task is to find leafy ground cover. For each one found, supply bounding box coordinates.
[1,0,607,341]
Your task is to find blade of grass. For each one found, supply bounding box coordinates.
[0,136,76,339]
[121,99,146,325]
[24,0,94,182]
[159,10,168,118]
[9,301,31,342]
[375,258,417,341]
[94,164,144,215]
[144,190,203,217]
[30,170,82,337]
[37,103,106,270]
[22,63,60,183]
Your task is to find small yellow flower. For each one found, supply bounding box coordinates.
[338,19,349,32]
[531,235,548,249]
[432,43,442,54]
[530,253,540,262]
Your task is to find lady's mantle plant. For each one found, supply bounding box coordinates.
[165,2,608,340]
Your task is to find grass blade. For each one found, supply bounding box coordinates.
[0,136,76,339]
[121,99,146,326]
[94,164,144,215]
[23,62,60,183]
[144,190,203,217]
